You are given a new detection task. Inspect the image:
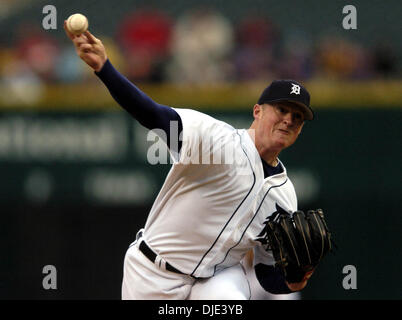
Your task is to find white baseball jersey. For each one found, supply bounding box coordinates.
[142,108,298,278]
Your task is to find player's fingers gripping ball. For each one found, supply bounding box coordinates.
[66,13,89,36]
[265,209,335,283]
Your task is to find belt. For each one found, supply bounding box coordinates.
[139,240,185,275]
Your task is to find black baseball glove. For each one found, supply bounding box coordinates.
[264,208,334,283]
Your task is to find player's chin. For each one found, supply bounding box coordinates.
[272,137,292,150]
[278,133,299,149]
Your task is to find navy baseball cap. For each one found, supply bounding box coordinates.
[258,80,314,120]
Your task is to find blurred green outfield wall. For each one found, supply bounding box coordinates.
[1,105,401,299]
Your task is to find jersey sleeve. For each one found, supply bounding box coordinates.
[252,243,292,294]
[253,241,276,266]
[171,108,234,164]
[250,175,299,294]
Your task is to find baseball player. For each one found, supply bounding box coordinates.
[65,23,333,300]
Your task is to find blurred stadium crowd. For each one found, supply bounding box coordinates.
[0,4,399,92]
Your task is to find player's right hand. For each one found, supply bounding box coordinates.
[63,20,107,72]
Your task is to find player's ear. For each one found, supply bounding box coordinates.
[253,104,263,120]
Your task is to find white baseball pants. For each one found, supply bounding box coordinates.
[121,232,251,300]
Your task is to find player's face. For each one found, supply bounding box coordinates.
[253,102,305,152]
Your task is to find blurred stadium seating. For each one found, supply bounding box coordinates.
[0,0,401,300]
[0,0,401,109]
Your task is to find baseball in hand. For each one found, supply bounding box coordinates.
[66,13,88,35]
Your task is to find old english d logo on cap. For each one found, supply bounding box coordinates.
[258,80,314,120]
[290,83,301,95]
